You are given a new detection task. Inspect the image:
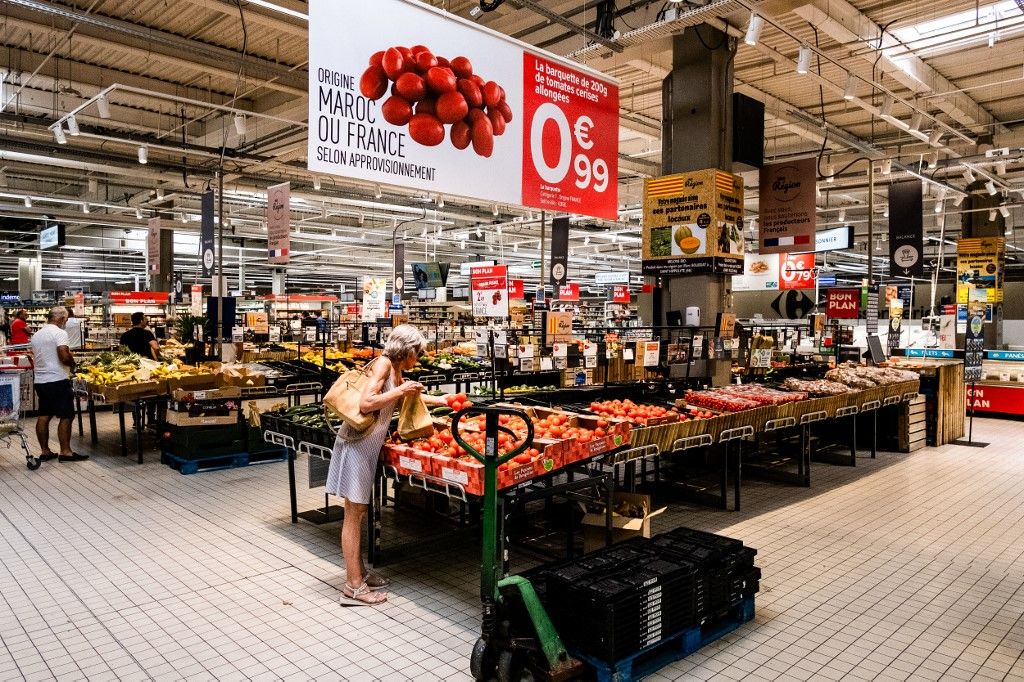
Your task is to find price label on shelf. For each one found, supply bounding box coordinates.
[268,326,281,343]
[521,53,619,220]
[552,343,567,358]
[540,357,553,371]
[305,327,317,342]
[231,326,244,343]
[520,357,535,372]
[751,348,773,368]
[585,356,597,369]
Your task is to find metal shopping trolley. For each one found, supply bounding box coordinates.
[0,365,40,470]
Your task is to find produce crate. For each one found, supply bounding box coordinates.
[898,395,927,452]
[97,379,165,402]
[166,374,219,392]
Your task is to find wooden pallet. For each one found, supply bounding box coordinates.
[899,396,927,452]
[161,448,287,475]
[574,597,755,682]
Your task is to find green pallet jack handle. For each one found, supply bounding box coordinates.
[452,407,572,673]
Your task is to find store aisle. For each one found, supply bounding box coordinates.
[1,416,1023,681]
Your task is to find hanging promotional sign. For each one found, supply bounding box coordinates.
[758,158,817,254]
[72,291,86,316]
[887,299,903,352]
[558,283,579,301]
[361,276,388,321]
[732,254,780,292]
[200,190,215,278]
[267,182,291,264]
[595,271,630,285]
[642,169,744,275]
[956,237,1004,303]
[190,284,203,316]
[964,301,985,383]
[307,0,618,220]
[172,272,184,303]
[393,242,405,298]
[109,291,171,305]
[549,216,569,288]
[826,288,859,319]
[147,217,161,275]
[779,253,816,291]
[888,180,924,276]
[611,285,630,303]
[508,279,524,299]
[546,311,573,344]
[470,264,509,317]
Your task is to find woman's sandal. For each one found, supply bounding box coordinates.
[340,581,387,606]
[365,571,391,591]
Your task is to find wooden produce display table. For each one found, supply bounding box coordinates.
[888,357,964,446]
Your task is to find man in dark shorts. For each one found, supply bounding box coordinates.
[31,306,87,462]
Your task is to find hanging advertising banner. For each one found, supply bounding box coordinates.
[642,169,744,275]
[470,265,509,317]
[200,190,215,278]
[887,298,903,352]
[508,279,524,299]
[546,311,573,344]
[779,253,816,290]
[595,271,630,285]
[758,158,817,254]
[558,283,579,301]
[826,288,859,319]
[393,242,405,298]
[362,276,388,321]
[190,284,203,316]
[888,180,924,276]
[147,217,161,275]
[307,0,618,220]
[611,285,630,303]
[549,217,569,288]
[956,237,1004,303]
[267,181,291,264]
[964,301,985,383]
[732,254,780,292]
[72,291,86,316]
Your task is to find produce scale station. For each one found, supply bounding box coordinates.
[1,0,1023,680]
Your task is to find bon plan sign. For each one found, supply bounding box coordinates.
[307,0,618,220]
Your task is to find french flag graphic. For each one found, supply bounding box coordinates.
[764,235,812,248]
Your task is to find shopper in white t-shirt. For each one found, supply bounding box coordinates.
[64,308,83,349]
[31,306,87,463]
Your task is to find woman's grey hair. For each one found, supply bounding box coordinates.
[382,324,426,362]
[48,306,69,323]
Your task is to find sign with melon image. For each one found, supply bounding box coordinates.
[642,169,744,276]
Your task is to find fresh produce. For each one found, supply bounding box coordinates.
[781,378,850,396]
[588,399,680,425]
[714,384,807,405]
[361,46,512,157]
[75,349,142,385]
[445,393,473,413]
[684,389,761,413]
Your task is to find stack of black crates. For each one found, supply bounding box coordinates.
[523,528,759,664]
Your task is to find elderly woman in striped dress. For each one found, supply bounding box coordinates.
[326,324,448,606]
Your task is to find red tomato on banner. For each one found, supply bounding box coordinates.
[521,53,618,220]
[779,253,816,290]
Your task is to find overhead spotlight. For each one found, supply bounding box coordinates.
[95,94,111,119]
[313,176,321,191]
[618,242,624,252]
[883,206,889,218]
[437,195,445,208]
[24,197,32,208]
[361,232,366,240]
[459,240,466,250]
[879,96,894,118]
[986,180,997,196]
[952,194,965,207]
[374,184,382,199]
[937,187,947,201]
[838,208,846,222]
[880,158,892,175]
[496,225,503,235]
[53,125,67,144]
[989,209,998,221]
[988,31,997,48]
[82,203,89,214]
[744,14,764,46]
[796,46,812,74]
[513,243,519,253]
[934,201,943,214]
[927,151,939,169]
[492,204,500,216]
[584,235,590,245]
[824,163,835,183]
[999,205,1010,219]
[178,211,187,223]
[135,207,143,219]
[475,226,482,238]
[233,113,247,137]
[843,73,856,100]
[421,225,428,238]
[66,115,80,136]
[909,112,923,132]
[156,189,164,199]
[962,168,975,183]
[358,213,365,225]
[928,129,943,146]
[138,145,148,164]
[995,161,1007,176]
[88,178,98,194]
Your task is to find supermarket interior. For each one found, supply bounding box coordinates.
[2,0,1024,680]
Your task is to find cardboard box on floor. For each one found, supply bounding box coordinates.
[580,491,666,553]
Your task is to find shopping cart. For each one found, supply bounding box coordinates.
[0,366,40,470]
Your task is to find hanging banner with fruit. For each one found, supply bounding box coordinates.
[956,237,1004,304]
[308,0,618,220]
[641,169,744,276]
[470,264,509,317]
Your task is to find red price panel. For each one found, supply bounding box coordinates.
[558,283,580,301]
[521,53,618,220]
[779,253,816,290]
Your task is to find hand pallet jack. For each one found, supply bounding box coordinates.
[452,406,585,682]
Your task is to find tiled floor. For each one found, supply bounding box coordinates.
[2,412,1024,681]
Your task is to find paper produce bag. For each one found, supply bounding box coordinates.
[398,393,434,441]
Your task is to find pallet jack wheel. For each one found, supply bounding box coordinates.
[26,456,40,471]
[470,637,495,681]
[497,650,527,682]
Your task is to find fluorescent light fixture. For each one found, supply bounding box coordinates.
[744,14,764,46]
[53,125,67,144]
[843,73,856,100]
[963,168,975,183]
[989,209,998,221]
[824,163,835,183]
[999,206,1010,218]
[24,196,32,208]
[66,115,80,136]
[796,46,812,74]
[96,94,111,119]
[986,180,997,195]
[138,145,148,164]
[312,176,321,191]
[952,194,965,207]
[243,0,307,20]
[928,129,943,146]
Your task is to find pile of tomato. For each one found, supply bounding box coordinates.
[588,399,680,425]
[444,392,473,412]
